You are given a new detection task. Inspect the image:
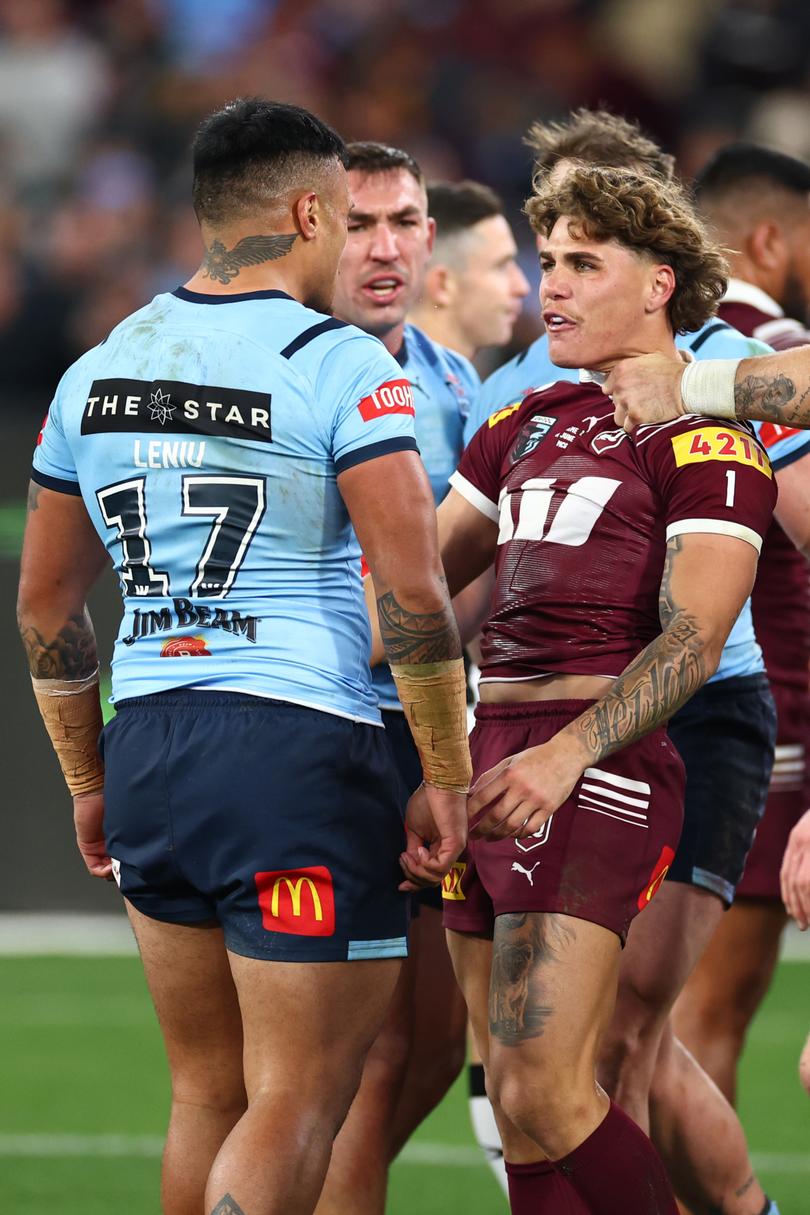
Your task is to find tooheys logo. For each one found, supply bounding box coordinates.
[758,422,802,448]
[36,412,48,446]
[357,379,415,422]
[80,378,272,442]
[255,866,336,936]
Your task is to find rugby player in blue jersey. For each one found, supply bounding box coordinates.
[17,100,473,1215]
[462,110,800,1215]
[316,143,481,1215]
[409,180,529,364]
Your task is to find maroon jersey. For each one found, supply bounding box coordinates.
[452,379,776,682]
[718,289,810,690]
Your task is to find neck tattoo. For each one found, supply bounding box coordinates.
[202,233,298,285]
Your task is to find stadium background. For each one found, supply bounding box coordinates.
[1,0,808,1210]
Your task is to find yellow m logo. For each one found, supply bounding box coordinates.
[271,876,323,921]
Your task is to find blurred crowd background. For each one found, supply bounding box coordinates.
[3,0,810,399]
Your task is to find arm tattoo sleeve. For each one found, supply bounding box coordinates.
[376,587,463,665]
[572,537,707,761]
[735,371,810,427]
[489,913,575,1045]
[19,609,99,680]
[202,234,298,285]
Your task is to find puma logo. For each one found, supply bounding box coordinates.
[511,861,540,886]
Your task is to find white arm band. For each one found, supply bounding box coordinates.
[680,358,741,421]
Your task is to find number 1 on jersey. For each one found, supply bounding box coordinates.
[725,469,736,507]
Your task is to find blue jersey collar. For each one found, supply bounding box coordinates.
[173,286,295,305]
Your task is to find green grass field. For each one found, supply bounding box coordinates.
[1,955,808,1213]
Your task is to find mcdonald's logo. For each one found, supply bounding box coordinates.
[441,861,467,901]
[255,866,336,936]
[637,845,675,911]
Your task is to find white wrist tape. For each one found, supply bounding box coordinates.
[31,667,100,696]
[680,358,741,421]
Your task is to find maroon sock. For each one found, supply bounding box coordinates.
[556,1101,678,1215]
[505,1158,590,1214]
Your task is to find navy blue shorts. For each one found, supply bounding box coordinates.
[101,691,409,962]
[666,673,776,905]
[381,710,443,913]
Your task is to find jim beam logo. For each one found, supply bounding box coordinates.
[81,378,272,442]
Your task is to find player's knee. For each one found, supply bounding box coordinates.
[427,1026,466,1097]
[489,1058,589,1153]
[172,1074,247,1119]
[799,1035,810,1096]
[598,1006,664,1100]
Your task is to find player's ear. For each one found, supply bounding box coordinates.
[294,191,320,242]
[749,219,784,272]
[426,215,437,256]
[425,264,454,308]
[645,263,676,316]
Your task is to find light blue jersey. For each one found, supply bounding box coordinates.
[372,323,479,711]
[464,319,810,684]
[33,287,419,724]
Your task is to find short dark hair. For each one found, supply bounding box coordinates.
[427,181,504,238]
[192,97,346,225]
[344,141,424,187]
[526,108,675,183]
[695,142,810,204]
[527,165,727,334]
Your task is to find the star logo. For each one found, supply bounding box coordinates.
[148,388,175,425]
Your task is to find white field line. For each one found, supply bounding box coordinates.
[1,914,810,959]
[0,1134,806,1175]
[0,914,137,955]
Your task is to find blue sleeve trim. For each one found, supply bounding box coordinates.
[335,436,419,475]
[689,321,731,353]
[770,441,810,472]
[280,317,347,359]
[31,468,82,495]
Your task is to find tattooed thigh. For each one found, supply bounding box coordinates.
[489,912,576,1046]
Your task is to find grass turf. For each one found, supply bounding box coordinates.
[1,956,807,1212]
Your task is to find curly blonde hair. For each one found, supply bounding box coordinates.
[526,164,728,334]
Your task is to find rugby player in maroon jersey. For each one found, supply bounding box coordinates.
[435,110,787,1215]
[423,165,777,1214]
[672,144,810,1105]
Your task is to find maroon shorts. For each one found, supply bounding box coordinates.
[442,701,685,944]
[736,681,810,900]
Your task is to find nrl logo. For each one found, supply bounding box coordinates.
[148,388,175,426]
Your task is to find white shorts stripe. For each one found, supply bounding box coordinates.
[579,793,648,820]
[583,767,651,795]
[580,782,650,809]
[583,805,649,829]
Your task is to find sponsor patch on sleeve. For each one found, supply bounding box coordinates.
[487,400,522,428]
[757,422,802,448]
[36,412,49,446]
[671,427,772,477]
[357,378,415,422]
